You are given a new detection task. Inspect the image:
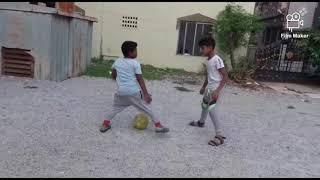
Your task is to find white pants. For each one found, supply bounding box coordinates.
[199,87,225,136]
[105,92,158,123]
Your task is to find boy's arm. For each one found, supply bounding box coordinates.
[136,74,152,104]
[212,67,228,100]
[134,61,152,104]
[136,74,148,95]
[111,61,117,80]
[217,67,228,92]
[200,73,208,94]
[111,69,117,80]
[202,73,208,89]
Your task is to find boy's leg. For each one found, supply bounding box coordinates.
[208,88,226,146]
[128,92,169,133]
[199,109,208,124]
[100,93,130,132]
[189,89,209,127]
[208,109,226,146]
[208,108,222,136]
[189,108,208,127]
[105,104,129,121]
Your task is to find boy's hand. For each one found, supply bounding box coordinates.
[200,87,205,95]
[144,93,152,104]
[212,90,220,101]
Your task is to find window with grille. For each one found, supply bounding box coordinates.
[122,16,138,29]
[177,21,213,56]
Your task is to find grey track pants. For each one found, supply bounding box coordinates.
[199,88,224,136]
[105,92,159,123]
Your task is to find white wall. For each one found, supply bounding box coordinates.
[77,2,255,72]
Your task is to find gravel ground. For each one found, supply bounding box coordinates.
[0,76,320,178]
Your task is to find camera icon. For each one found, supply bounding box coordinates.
[286,12,304,32]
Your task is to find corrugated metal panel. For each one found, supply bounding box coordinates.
[29,12,52,80]
[50,15,71,81]
[50,16,93,81]
[69,18,93,78]
[0,9,52,80]
[0,3,95,81]
[87,22,93,67]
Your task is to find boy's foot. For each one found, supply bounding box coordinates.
[189,120,205,127]
[154,122,169,133]
[208,135,226,146]
[155,126,170,133]
[100,120,111,133]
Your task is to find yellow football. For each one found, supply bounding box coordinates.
[133,113,149,130]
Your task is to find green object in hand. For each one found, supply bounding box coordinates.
[133,113,149,130]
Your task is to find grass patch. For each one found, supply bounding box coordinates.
[85,57,194,80]
[84,57,114,78]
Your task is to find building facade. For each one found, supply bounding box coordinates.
[78,2,255,72]
[248,2,320,82]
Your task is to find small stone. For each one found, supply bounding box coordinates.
[287,105,295,109]
[24,86,38,89]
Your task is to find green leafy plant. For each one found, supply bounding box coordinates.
[304,30,320,70]
[215,3,262,70]
[228,56,257,83]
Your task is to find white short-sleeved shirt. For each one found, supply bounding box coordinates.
[205,55,225,90]
[112,58,142,96]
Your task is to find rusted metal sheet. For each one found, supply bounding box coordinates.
[56,2,75,13]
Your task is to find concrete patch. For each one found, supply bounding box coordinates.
[305,93,320,99]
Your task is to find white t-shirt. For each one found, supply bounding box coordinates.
[205,55,225,90]
[112,58,142,96]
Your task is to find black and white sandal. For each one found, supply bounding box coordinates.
[189,120,205,128]
[208,135,226,146]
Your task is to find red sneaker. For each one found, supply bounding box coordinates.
[154,122,169,133]
[100,120,111,133]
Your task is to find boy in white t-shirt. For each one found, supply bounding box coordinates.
[100,41,169,133]
[189,37,228,146]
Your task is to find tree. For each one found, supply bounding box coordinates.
[304,29,320,72]
[215,3,262,69]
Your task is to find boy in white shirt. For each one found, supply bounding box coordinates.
[189,37,228,146]
[100,41,169,133]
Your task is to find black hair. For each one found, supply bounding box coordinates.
[121,41,137,57]
[198,37,216,49]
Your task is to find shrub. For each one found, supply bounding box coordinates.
[228,56,257,83]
